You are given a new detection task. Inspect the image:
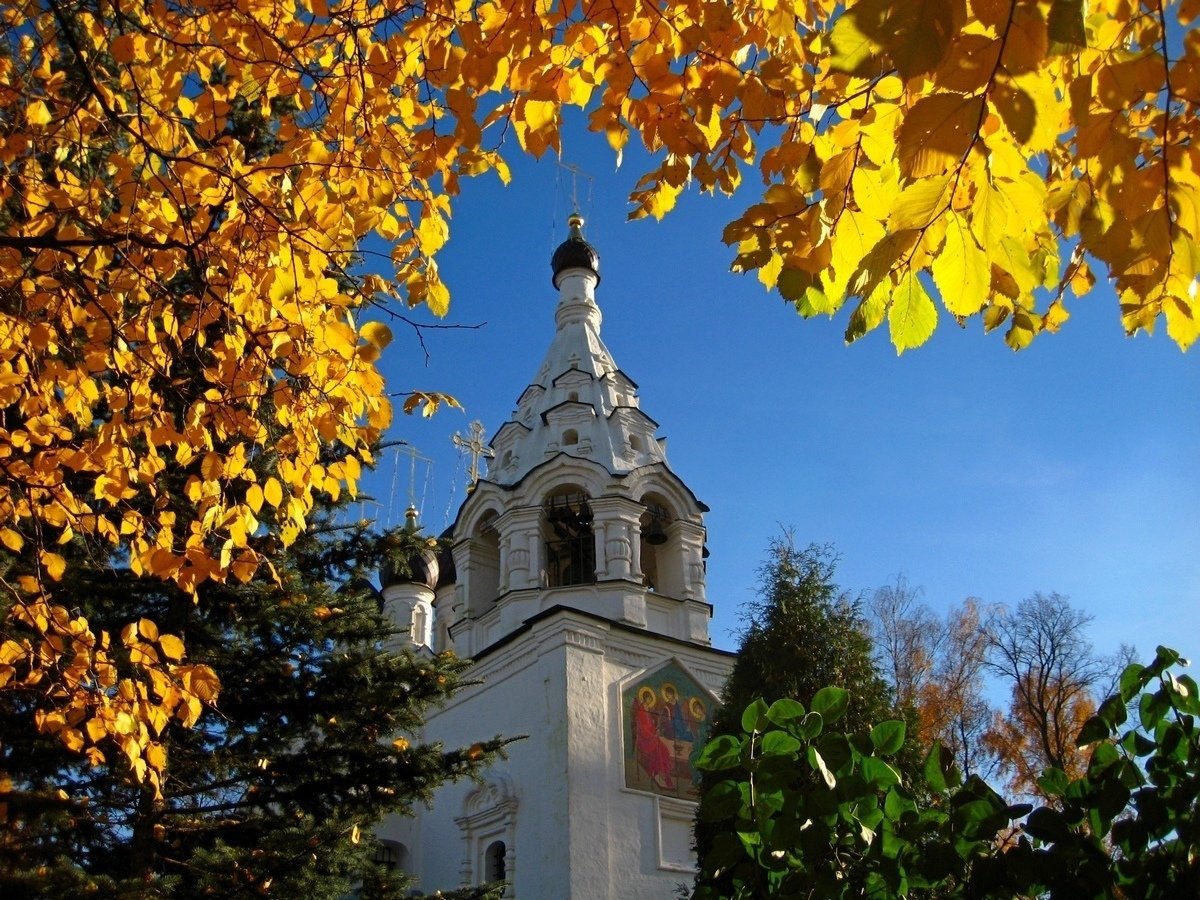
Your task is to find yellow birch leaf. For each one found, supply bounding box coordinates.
[888,270,938,353]
[417,214,448,255]
[159,634,185,661]
[885,0,955,79]
[828,3,882,75]
[138,617,159,641]
[888,174,951,231]
[0,528,24,552]
[845,280,890,345]
[932,213,990,316]
[360,322,393,349]
[897,94,984,179]
[824,209,886,304]
[1165,293,1199,350]
[263,477,284,508]
[852,162,900,222]
[146,743,167,771]
[246,483,264,514]
[183,665,221,703]
[40,551,66,581]
[26,101,51,126]
[1043,300,1070,332]
[62,728,85,752]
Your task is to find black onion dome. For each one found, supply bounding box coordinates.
[551,213,600,287]
[380,547,440,591]
[380,507,440,590]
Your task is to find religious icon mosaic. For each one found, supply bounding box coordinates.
[621,661,716,801]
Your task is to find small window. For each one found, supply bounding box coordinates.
[629,434,643,452]
[372,839,409,873]
[485,840,506,882]
[501,450,513,468]
[568,391,579,401]
[562,428,579,446]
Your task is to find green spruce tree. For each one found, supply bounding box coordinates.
[0,481,506,898]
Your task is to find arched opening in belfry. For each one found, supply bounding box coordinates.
[639,493,682,597]
[541,486,595,588]
[470,509,501,613]
[562,428,579,446]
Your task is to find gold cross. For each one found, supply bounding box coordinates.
[452,420,494,484]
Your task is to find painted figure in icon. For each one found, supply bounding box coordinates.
[631,686,676,790]
[659,682,694,742]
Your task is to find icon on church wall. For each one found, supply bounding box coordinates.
[622,662,715,801]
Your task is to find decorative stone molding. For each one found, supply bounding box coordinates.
[456,772,518,896]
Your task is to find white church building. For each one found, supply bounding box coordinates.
[376,216,736,898]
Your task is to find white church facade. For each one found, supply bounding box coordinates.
[376,216,735,898]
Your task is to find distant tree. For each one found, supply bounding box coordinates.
[0,493,506,898]
[984,593,1108,799]
[694,536,901,895]
[869,577,936,711]
[922,598,999,782]
[871,585,999,782]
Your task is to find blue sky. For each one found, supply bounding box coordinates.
[367,131,1200,671]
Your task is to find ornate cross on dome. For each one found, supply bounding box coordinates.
[452,420,494,485]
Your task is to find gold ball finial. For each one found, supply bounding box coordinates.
[567,212,585,230]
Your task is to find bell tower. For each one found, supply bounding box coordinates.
[377,216,735,898]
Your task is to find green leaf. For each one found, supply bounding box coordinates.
[870,720,907,756]
[808,745,836,789]
[861,755,901,789]
[1037,767,1069,798]
[1139,689,1171,731]
[699,779,745,821]
[765,698,806,729]
[884,787,917,822]
[811,686,849,724]
[742,698,770,734]
[952,799,994,829]
[1119,663,1147,702]
[1076,714,1111,747]
[1148,646,1182,677]
[922,742,950,793]
[888,269,937,354]
[1120,728,1157,758]
[761,730,802,757]
[1023,806,1071,843]
[696,734,744,772]
[1097,694,1128,729]
[801,711,824,740]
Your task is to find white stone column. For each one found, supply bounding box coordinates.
[675,520,707,603]
[589,496,643,582]
[497,507,541,591]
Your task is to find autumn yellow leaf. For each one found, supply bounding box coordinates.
[360,322,393,350]
[40,551,66,581]
[888,270,938,353]
[159,634,185,661]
